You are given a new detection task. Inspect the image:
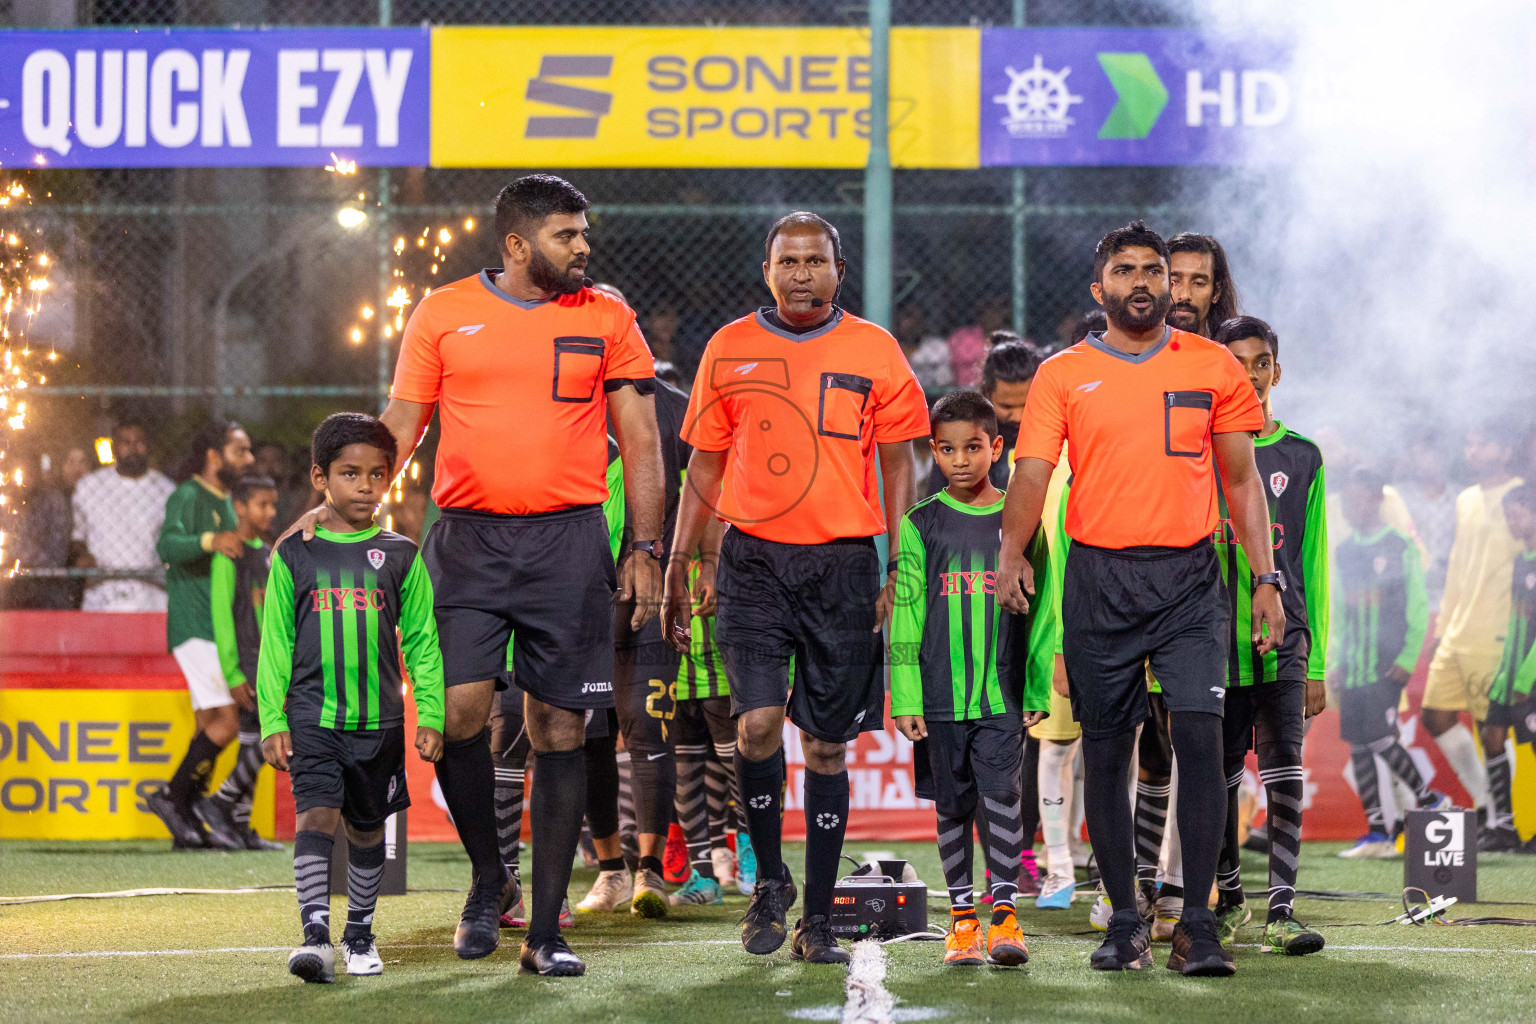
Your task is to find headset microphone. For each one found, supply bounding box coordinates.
[810,297,825,308]
[582,276,594,288]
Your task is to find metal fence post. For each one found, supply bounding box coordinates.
[376,0,394,413]
[863,0,892,329]
[1011,0,1027,338]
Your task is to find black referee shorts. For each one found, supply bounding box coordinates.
[1062,540,1230,739]
[424,504,616,710]
[714,529,885,744]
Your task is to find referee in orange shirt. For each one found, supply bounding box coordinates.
[295,175,665,976]
[662,212,930,964]
[997,221,1283,977]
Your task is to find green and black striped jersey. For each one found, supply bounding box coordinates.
[889,490,1057,722]
[676,558,729,700]
[1214,421,1330,686]
[256,524,445,737]
[211,537,270,688]
[1330,526,1428,690]
[1488,550,1536,707]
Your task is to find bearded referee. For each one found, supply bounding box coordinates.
[997,221,1283,977]
[294,175,664,976]
[662,212,929,963]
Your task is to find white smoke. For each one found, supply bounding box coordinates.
[1180,0,1536,457]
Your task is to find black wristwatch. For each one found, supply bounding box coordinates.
[886,559,899,577]
[631,540,665,562]
[1255,570,1287,594]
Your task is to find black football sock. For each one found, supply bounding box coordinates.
[584,733,621,841]
[639,855,664,876]
[1018,732,1042,851]
[528,746,586,945]
[1350,744,1387,833]
[979,789,1025,911]
[936,811,976,913]
[1486,750,1515,831]
[802,768,850,920]
[1082,729,1138,914]
[1134,777,1171,893]
[675,742,714,876]
[736,748,786,884]
[293,830,334,946]
[213,727,265,809]
[628,746,676,837]
[1260,766,1306,922]
[1374,737,1431,803]
[1215,764,1246,906]
[344,839,386,940]
[1169,712,1226,924]
[597,856,626,872]
[167,731,223,810]
[435,728,503,889]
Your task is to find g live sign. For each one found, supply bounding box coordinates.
[0,28,430,167]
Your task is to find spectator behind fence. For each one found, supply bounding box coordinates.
[947,295,1009,388]
[71,420,175,611]
[895,302,953,394]
[3,452,76,609]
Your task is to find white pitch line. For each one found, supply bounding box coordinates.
[842,940,895,1024]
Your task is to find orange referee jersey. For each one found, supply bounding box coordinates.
[683,308,930,545]
[1013,327,1262,550]
[391,269,655,515]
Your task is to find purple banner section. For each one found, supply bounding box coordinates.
[0,27,430,168]
[980,28,1294,166]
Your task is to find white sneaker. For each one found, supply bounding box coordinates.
[342,935,383,976]
[632,867,669,918]
[288,942,335,984]
[1338,833,1399,860]
[1089,891,1114,931]
[711,847,737,889]
[576,868,633,913]
[1035,871,1075,909]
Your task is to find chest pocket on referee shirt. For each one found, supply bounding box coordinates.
[1163,390,1213,458]
[552,336,606,403]
[817,372,873,441]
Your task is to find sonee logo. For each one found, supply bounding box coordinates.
[526,55,613,139]
[816,812,841,829]
[749,794,773,810]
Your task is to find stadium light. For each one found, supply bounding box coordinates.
[93,436,113,465]
[336,206,368,230]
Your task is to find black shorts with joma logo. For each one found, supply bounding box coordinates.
[424,504,617,711]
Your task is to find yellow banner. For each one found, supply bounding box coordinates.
[0,689,273,840]
[431,27,978,169]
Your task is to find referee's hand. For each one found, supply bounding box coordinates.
[1252,584,1286,656]
[996,549,1035,616]
[618,553,663,631]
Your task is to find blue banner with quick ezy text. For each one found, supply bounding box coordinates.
[980,28,1295,166]
[0,27,431,168]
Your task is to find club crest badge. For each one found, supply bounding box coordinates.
[367,548,386,570]
[1269,471,1289,497]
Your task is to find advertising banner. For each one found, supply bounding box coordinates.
[431,26,978,169]
[0,27,431,168]
[0,687,274,839]
[979,28,1295,166]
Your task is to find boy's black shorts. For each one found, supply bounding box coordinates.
[612,603,681,753]
[1485,696,1536,744]
[1062,540,1230,739]
[715,529,884,744]
[425,505,616,710]
[675,695,736,749]
[1338,681,1405,745]
[289,723,409,832]
[1222,679,1306,766]
[913,713,1024,818]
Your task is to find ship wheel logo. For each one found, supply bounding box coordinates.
[994,55,1084,138]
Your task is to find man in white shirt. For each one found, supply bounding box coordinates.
[71,421,175,610]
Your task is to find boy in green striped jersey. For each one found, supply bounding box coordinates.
[258,413,446,984]
[891,390,1055,968]
[1209,316,1330,954]
[196,474,284,852]
[1481,483,1536,852]
[1332,467,1450,862]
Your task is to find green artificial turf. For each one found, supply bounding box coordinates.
[1,839,1533,1023]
